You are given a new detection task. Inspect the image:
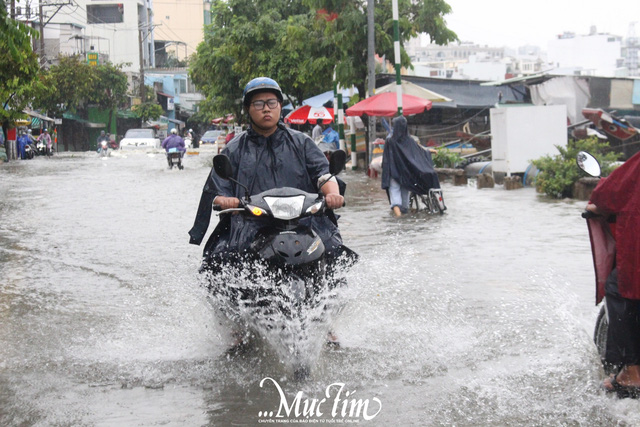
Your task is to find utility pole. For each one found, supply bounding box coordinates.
[139,28,145,101]
[391,0,403,116]
[11,0,15,19]
[366,0,375,170]
[39,2,45,62]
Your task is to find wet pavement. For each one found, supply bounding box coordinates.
[0,150,636,426]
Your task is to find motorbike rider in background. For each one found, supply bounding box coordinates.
[97,130,109,153]
[587,150,640,396]
[37,129,52,155]
[162,128,185,165]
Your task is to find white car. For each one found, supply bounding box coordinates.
[119,128,161,149]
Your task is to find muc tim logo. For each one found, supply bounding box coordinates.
[257,377,382,423]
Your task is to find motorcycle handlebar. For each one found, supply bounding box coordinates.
[212,205,222,211]
[582,210,598,219]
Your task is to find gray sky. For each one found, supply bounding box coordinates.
[441,0,640,49]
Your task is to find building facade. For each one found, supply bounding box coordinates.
[547,28,625,77]
[41,0,155,73]
[152,0,209,66]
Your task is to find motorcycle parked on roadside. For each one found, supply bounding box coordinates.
[206,150,356,380]
[577,151,619,375]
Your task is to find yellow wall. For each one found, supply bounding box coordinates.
[153,0,205,60]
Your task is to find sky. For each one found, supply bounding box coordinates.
[437,0,640,49]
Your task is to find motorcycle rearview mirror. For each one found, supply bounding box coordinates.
[329,149,346,176]
[213,154,251,202]
[213,154,233,179]
[576,151,601,177]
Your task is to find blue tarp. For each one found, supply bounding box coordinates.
[302,88,359,107]
[633,80,640,106]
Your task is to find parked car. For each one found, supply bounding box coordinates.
[120,128,161,149]
[200,129,228,153]
[199,130,225,145]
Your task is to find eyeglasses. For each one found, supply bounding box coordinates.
[251,99,280,110]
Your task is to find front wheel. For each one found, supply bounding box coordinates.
[594,302,620,375]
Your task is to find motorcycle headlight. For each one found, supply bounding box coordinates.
[263,195,305,220]
[305,201,323,215]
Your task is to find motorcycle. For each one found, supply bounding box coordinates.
[99,139,109,157]
[24,143,35,159]
[206,150,355,379]
[577,151,619,375]
[166,147,184,170]
[36,140,47,156]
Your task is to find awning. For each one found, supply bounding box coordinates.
[62,112,105,128]
[24,109,54,122]
[157,92,174,98]
[159,115,185,126]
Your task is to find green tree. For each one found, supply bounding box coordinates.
[31,55,96,117]
[0,0,42,126]
[90,62,129,130]
[190,0,336,123]
[532,138,620,199]
[304,0,457,98]
[132,102,163,122]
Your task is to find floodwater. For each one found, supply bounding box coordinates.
[0,149,636,426]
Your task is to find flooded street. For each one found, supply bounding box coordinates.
[0,150,637,426]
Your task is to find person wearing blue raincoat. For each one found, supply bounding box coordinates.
[381,116,440,216]
[321,125,340,150]
[17,130,31,160]
[189,77,354,265]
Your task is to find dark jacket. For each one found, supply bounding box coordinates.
[189,122,346,260]
[381,116,440,194]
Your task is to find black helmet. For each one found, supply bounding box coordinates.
[242,77,283,107]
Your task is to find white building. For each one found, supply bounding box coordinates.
[547,28,625,77]
[41,0,155,73]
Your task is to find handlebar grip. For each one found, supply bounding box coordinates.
[212,205,222,211]
[582,210,597,219]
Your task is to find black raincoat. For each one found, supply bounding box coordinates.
[381,116,440,195]
[189,122,349,263]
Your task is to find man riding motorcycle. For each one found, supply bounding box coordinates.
[188,77,355,347]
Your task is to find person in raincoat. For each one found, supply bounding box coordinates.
[189,77,348,259]
[17,130,31,159]
[381,116,440,217]
[587,151,640,396]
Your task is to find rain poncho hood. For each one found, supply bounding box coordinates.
[590,150,640,299]
[381,116,440,194]
[189,122,349,261]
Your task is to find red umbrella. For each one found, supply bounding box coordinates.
[285,105,335,125]
[345,92,432,117]
[211,117,224,124]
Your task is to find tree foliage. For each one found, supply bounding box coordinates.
[132,102,163,122]
[31,56,96,117]
[0,0,42,124]
[31,56,129,125]
[532,138,620,199]
[190,0,334,124]
[190,0,458,122]
[305,0,457,98]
